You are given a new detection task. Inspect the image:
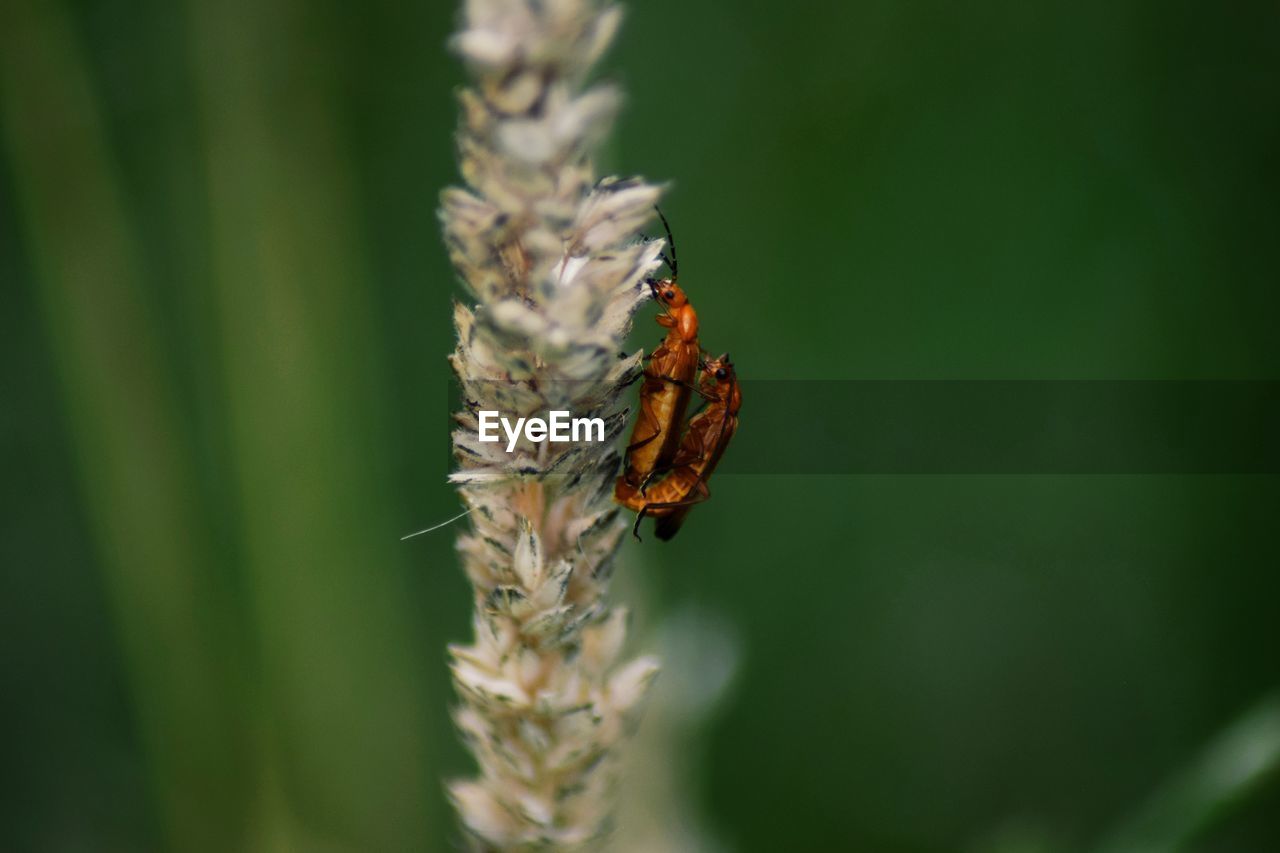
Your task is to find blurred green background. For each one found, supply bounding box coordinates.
[3,0,1278,851]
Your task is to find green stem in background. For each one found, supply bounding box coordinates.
[1097,692,1280,853]
[183,0,438,847]
[0,1,251,848]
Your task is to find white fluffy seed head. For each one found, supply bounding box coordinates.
[441,0,662,847]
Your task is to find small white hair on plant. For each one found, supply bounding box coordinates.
[439,0,665,848]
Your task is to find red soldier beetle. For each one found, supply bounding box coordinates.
[615,209,702,493]
[616,353,741,541]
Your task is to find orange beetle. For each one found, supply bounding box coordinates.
[616,210,701,491]
[616,353,741,540]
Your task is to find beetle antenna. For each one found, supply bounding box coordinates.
[653,205,678,279]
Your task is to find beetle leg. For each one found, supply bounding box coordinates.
[637,464,666,495]
[625,396,664,454]
[633,481,711,542]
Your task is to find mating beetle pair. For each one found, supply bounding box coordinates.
[614,210,741,541]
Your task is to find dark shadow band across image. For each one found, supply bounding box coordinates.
[731,380,1280,475]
